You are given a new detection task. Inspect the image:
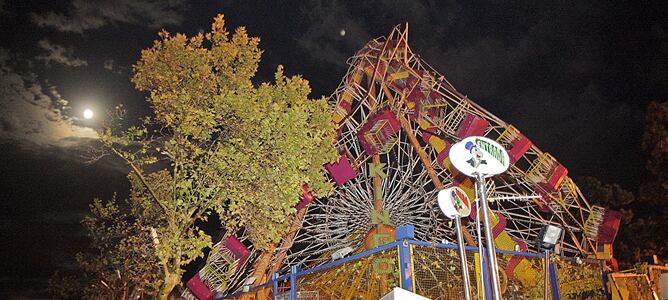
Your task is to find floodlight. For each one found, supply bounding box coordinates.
[242,276,256,292]
[535,224,563,250]
[331,246,354,260]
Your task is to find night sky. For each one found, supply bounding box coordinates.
[1,1,667,298]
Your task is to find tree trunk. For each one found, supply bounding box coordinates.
[159,273,181,300]
[246,206,310,300]
[122,285,129,300]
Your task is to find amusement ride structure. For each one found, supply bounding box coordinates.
[183,25,621,300]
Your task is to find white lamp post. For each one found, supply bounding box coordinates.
[449,136,510,300]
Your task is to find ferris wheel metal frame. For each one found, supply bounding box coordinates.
[184,24,603,298]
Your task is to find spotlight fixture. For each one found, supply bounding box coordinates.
[535,224,563,250]
[331,246,354,260]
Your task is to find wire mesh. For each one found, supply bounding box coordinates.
[411,245,479,300]
[555,259,605,299]
[649,266,668,299]
[609,273,655,300]
[295,246,400,300]
[222,286,274,300]
[495,252,546,299]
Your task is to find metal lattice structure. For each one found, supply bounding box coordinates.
[182,233,258,299]
[283,25,597,271]
[186,25,604,298]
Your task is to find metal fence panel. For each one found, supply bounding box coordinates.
[295,246,400,299]
[554,259,605,299]
[411,245,479,299]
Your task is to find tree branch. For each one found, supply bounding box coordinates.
[110,147,169,216]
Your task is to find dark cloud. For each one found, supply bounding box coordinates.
[297,1,372,68]
[103,59,114,71]
[292,0,667,185]
[297,1,461,69]
[103,59,125,75]
[0,48,97,149]
[31,0,188,33]
[36,39,88,67]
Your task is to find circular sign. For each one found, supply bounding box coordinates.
[449,136,510,178]
[437,186,472,219]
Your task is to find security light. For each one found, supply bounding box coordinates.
[535,224,563,250]
[331,246,354,260]
[242,277,256,292]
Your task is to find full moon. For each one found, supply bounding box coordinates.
[83,109,94,119]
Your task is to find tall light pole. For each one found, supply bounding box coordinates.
[449,136,510,300]
[475,172,502,300]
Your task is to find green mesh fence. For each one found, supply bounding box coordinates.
[295,247,400,300]
[222,244,611,299]
[555,259,605,299]
[411,245,479,299]
[494,252,547,299]
[609,273,656,299]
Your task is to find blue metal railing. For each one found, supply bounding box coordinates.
[223,225,606,300]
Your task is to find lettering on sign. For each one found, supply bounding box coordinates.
[371,209,392,225]
[475,138,506,166]
[368,162,387,178]
[449,136,510,178]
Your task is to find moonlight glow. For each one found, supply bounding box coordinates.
[83,109,94,119]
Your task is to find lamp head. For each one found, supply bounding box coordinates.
[536,224,563,250]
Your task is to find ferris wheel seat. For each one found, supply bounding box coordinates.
[497,125,533,164]
[456,113,490,139]
[507,136,532,164]
[295,184,314,210]
[222,236,250,268]
[358,109,401,155]
[542,164,568,192]
[600,213,622,243]
[324,154,357,186]
[186,272,214,300]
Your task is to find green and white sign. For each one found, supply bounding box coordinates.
[449,136,510,178]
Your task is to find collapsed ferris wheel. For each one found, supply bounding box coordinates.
[184,25,612,298]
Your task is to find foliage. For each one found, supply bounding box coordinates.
[577,177,635,208]
[642,101,668,180]
[49,196,162,300]
[48,272,83,299]
[94,13,336,298]
[634,101,668,262]
[578,101,668,268]
[211,65,338,250]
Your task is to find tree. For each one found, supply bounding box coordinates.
[637,101,668,261]
[98,14,337,298]
[576,176,636,266]
[578,101,668,268]
[49,196,161,299]
[642,101,668,181]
